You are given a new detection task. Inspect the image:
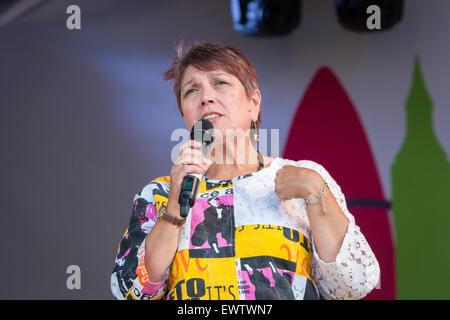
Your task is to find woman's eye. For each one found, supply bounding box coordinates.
[185,88,195,96]
[184,81,226,97]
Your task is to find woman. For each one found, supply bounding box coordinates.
[111,41,380,300]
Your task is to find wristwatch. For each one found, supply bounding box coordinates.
[157,204,186,227]
[305,183,329,213]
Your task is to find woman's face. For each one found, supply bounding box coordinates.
[179,65,261,136]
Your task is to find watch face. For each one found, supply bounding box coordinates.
[306,194,319,204]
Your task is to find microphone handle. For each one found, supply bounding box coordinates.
[178,173,201,218]
[178,138,213,218]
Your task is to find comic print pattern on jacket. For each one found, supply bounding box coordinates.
[111,158,380,300]
[111,177,170,300]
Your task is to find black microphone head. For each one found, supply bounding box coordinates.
[190,119,214,147]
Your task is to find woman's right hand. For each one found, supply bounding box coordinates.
[167,140,212,215]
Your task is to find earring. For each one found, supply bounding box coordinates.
[251,121,260,142]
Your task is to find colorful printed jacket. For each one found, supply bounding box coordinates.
[111,158,380,300]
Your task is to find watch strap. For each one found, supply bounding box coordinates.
[158,204,186,227]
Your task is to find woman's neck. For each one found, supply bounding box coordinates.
[204,139,271,180]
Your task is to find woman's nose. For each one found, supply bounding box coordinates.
[200,83,216,106]
[201,98,214,106]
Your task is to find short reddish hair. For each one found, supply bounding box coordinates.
[162,40,262,128]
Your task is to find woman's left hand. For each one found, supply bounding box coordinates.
[274,165,325,201]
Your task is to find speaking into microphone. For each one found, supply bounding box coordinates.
[178,119,214,218]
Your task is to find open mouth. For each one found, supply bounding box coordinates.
[201,113,222,121]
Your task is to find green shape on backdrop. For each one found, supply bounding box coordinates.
[391,57,450,299]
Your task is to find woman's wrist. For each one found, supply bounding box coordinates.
[166,193,182,216]
[157,203,186,226]
[296,169,325,198]
[305,183,329,213]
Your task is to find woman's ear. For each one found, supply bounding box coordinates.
[249,88,261,121]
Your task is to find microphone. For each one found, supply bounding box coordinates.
[178,119,214,218]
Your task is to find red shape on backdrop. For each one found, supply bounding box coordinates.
[283,67,395,299]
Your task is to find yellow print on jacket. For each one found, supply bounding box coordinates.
[168,249,239,300]
[235,224,313,281]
